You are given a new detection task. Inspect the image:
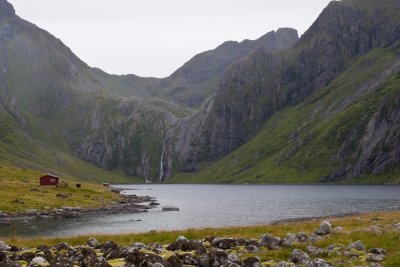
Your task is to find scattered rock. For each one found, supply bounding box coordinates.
[367,253,385,262]
[28,256,48,267]
[306,246,326,256]
[218,238,239,250]
[290,249,310,264]
[315,221,331,235]
[176,236,187,241]
[261,233,281,249]
[369,263,383,267]
[368,248,386,255]
[87,237,99,247]
[347,240,366,251]
[0,241,10,252]
[243,256,260,267]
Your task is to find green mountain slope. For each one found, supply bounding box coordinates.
[171,48,400,183]
[170,0,400,183]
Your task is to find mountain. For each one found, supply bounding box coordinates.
[104,28,299,107]
[170,0,400,183]
[0,0,298,181]
[2,0,400,184]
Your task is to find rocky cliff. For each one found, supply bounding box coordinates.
[169,0,400,181]
[1,0,400,183]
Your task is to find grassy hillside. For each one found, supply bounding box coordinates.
[0,162,121,213]
[171,48,400,184]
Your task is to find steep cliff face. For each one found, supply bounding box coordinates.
[108,28,299,108]
[0,2,184,180]
[173,0,400,172]
[2,0,400,183]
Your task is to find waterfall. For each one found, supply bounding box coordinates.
[159,138,166,181]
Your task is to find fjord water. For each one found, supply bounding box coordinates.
[2,184,400,237]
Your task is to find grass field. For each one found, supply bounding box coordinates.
[0,162,121,213]
[2,211,400,266]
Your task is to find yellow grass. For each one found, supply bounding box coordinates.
[0,162,120,213]
[2,211,400,266]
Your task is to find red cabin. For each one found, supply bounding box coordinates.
[39,174,59,186]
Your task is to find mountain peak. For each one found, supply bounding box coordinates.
[0,0,15,18]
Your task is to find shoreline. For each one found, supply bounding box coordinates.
[1,209,397,239]
[1,210,399,266]
[0,193,158,225]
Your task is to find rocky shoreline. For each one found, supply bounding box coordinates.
[0,218,394,267]
[0,193,158,226]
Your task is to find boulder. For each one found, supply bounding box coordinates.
[367,253,385,262]
[306,246,326,256]
[208,250,228,267]
[368,248,386,255]
[87,237,99,247]
[176,236,187,241]
[132,242,148,250]
[315,221,331,235]
[0,241,10,252]
[242,256,260,267]
[369,263,383,267]
[218,238,239,250]
[28,256,48,267]
[305,258,334,267]
[168,255,183,267]
[260,233,281,249]
[290,249,310,265]
[347,240,366,251]
[296,232,308,242]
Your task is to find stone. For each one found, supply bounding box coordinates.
[218,238,239,249]
[367,253,385,262]
[347,240,366,251]
[368,248,386,255]
[260,233,281,249]
[211,237,221,247]
[181,253,198,265]
[306,246,326,256]
[133,242,148,249]
[28,256,48,267]
[176,236,187,241]
[87,237,99,247]
[0,241,10,252]
[290,249,310,265]
[315,221,331,235]
[332,226,344,233]
[305,258,334,267]
[208,250,228,267]
[168,255,183,267]
[246,244,259,253]
[296,232,308,242]
[308,233,321,243]
[0,251,19,267]
[162,206,179,211]
[369,263,383,267]
[54,242,72,251]
[243,256,261,267]
[227,254,239,263]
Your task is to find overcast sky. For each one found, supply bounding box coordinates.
[9,0,331,78]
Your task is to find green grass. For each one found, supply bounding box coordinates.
[0,162,121,213]
[3,211,400,266]
[171,48,400,184]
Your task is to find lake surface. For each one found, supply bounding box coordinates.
[1,184,400,237]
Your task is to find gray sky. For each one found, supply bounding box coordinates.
[9,0,331,78]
